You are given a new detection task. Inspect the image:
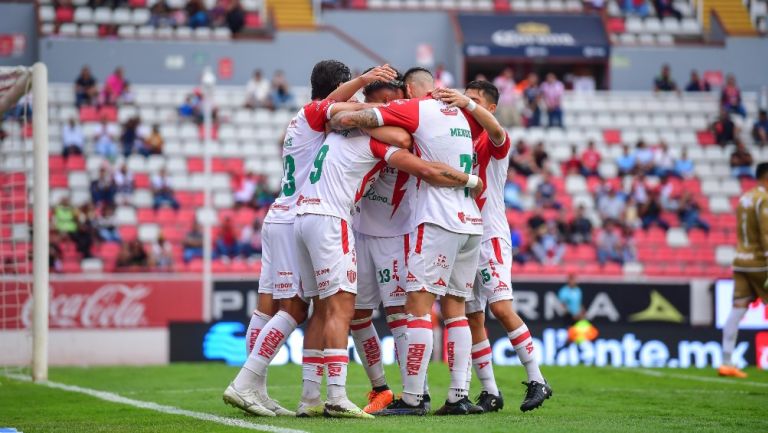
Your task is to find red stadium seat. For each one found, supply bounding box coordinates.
[50,173,68,188]
[56,7,74,23]
[606,18,626,33]
[603,129,621,144]
[128,0,146,6]
[696,131,715,146]
[245,12,262,29]
[134,173,150,188]
[494,0,511,12]
[79,106,99,122]
[64,155,85,170]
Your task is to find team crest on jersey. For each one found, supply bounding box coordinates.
[347,269,357,283]
[283,137,293,147]
[441,107,459,116]
[434,254,449,269]
[458,212,466,223]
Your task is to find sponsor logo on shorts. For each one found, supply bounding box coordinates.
[277,271,293,277]
[318,280,330,289]
[392,260,400,281]
[390,286,407,297]
[465,282,474,289]
[434,278,447,287]
[406,343,426,376]
[434,254,449,269]
[274,283,293,290]
[315,268,330,277]
[493,282,509,293]
[407,272,417,283]
[457,211,482,225]
[297,195,321,206]
[270,204,290,212]
[347,270,357,283]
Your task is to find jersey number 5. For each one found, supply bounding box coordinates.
[310,144,329,184]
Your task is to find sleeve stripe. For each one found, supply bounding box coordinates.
[373,108,384,127]
[326,103,336,120]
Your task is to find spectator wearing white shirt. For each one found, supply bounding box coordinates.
[233,171,257,208]
[540,73,565,128]
[151,168,180,211]
[245,69,271,109]
[652,141,675,177]
[597,185,626,225]
[94,118,119,162]
[62,117,85,160]
[113,163,135,206]
[633,140,655,175]
[493,67,521,127]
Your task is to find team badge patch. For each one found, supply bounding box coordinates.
[347,270,357,283]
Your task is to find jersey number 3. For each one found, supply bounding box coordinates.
[310,144,329,184]
[282,155,296,196]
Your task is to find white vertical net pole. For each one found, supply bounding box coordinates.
[31,62,49,382]
[201,67,216,323]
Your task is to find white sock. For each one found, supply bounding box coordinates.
[722,307,748,366]
[351,316,387,388]
[509,325,544,383]
[445,317,471,403]
[245,310,272,355]
[387,313,408,382]
[472,339,499,396]
[244,311,297,377]
[402,314,433,406]
[301,349,324,403]
[324,348,349,403]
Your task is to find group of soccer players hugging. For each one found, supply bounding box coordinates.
[222,60,553,419]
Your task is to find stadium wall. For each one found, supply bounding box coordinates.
[0,2,37,67]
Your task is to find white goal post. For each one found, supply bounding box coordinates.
[0,63,49,381]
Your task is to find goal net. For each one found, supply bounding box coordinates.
[0,64,49,381]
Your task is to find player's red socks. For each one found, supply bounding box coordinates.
[324,348,349,403]
[245,310,272,354]
[471,339,499,396]
[386,313,408,379]
[301,349,324,403]
[445,316,471,403]
[508,325,544,383]
[402,314,433,406]
[351,316,387,388]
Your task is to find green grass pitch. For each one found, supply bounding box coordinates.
[1,363,766,433]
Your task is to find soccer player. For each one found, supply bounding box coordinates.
[433,82,552,412]
[330,68,485,416]
[223,61,397,417]
[295,75,483,418]
[720,161,768,378]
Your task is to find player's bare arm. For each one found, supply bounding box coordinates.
[329,108,380,130]
[366,126,412,150]
[327,64,397,103]
[433,87,506,145]
[387,149,483,193]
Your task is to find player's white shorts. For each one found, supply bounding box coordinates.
[354,232,408,310]
[294,214,357,300]
[259,222,300,300]
[406,223,481,298]
[466,238,514,314]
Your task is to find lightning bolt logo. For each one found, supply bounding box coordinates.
[391,169,410,218]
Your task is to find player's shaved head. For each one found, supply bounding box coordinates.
[756,162,768,180]
[403,67,434,98]
[310,59,352,100]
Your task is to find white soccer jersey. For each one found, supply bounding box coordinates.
[473,130,512,243]
[264,99,335,224]
[373,96,484,235]
[353,166,415,238]
[295,129,399,222]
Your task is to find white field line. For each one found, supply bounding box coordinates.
[629,369,768,388]
[3,374,310,433]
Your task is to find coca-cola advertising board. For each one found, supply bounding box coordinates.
[2,279,203,329]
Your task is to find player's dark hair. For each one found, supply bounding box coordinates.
[403,67,433,84]
[310,60,352,100]
[465,80,500,105]
[756,162,768,180]
[362,67,405,97]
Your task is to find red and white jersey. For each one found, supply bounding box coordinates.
[264,99,335,224]
[373,95,484,235]
[353,167,415,237]
[296,129,399,222]
[473,130,512,243]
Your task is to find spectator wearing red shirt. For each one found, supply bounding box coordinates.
[214,216,239,259]
[101,67,126,106]
[580,140,601,177]
[721,74,746,118]
[563,145,582,175]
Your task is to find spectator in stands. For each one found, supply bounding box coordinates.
[527,208,547,237]
[74,66,98,107]
[116,239,149,271]
[74,203,97,259]
[712,107,738,146]
[532,141,549,173]
[558,273,585,324]
[633,140,655,175]
[616,144,637,176]
[62,117,85,160]
[531,224,565,266]
[504,169,524,210]
[673,147,695,178]
[95,203,121,243]
[522,72,541,127]
[555,209,571,242]
[569,205,593,244]
[653,141,675,177]
[239,219,263,258]
[730,140,754,178]
[621,226,638,263]
[53,197,78,238]
[535,171,561,209]
[101,67,126,106]
[721,74,746,118]
[753,110,768,146]
[142,124,164,156]
[540,73,565,128]
[510,139,536,176]
[233,171,258,208]
[252,177,277,210]
[510,223,526,264]
[49,230,63,273]
[182,221,204,263]
[623,196,642,229]
[271,70,295,110]
[659,175,679,211]
[185,0,210,28]
[639,192,670,231]
[597,184,626,226]
[151,168,180,211]
[562,145,582,175]
[653,64,678,92]
[150,233,174,271]
[215,216,239,259]
[596,221,624,265]
[685,70,710,92]
[245,69,271,109]
[94,118,118,161]
[434,64,455,88]
[630,169,650,207]
[624,0,650,16]
[225,0,245,34]
[580,140,602,177]
[120,116,143,157]
[90,166,117,207]
[654,0,682,20]
[493,67,520,127]
[178,93,203,123]
[113,163,134,205]
[677,191,710,233]
[149,0,176,27]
